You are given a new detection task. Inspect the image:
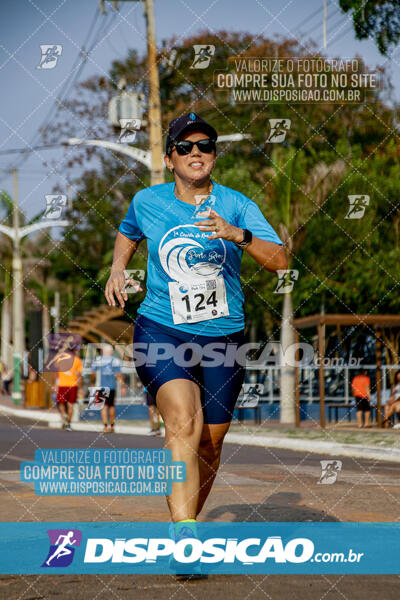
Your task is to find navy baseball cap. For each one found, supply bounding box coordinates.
[165,112,218,155]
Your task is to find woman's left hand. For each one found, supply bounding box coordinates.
[194,209,243,243]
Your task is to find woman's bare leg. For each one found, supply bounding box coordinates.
[384,400,400,425]
[148,405,155,429]
[156,378,203,522]
[196,422,230,517]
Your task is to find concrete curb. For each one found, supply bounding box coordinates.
[225,432,400,463]
[0,405,60,423]
[1,403,400,463]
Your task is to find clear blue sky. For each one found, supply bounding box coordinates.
[0,0,398,221]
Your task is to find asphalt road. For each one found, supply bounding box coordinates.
[1,414,400,599]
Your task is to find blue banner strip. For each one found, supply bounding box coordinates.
[0,522,399,574]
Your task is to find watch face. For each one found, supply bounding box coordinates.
[242,229,252,246]
[236,229,252,247]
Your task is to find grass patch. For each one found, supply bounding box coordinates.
[228,423,400,448]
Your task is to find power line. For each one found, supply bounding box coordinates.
[41,9,102,129]
[0,143,66,157]
[294,1,331,33]
[323,14,352,38]
[0,7,104,180]
[329,24,355,47]
[299,3,342,40]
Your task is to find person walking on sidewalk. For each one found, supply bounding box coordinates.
[54,348,83,431]
[90,344,125,433]
[351,369,372,428]
[2,363,13,396]
[144,386,162,436]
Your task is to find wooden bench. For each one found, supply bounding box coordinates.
[327,402,376,423]
[327,403,353,423]
[235,404,262,425]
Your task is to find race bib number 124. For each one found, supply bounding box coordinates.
[168,278,229,324]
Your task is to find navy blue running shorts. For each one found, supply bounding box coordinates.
[133,314,245,424]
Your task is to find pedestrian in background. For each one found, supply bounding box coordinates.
[383,370,400,427]
[143,386,161,436]
[351,369,371,428]
[90,344,125,433]
[54,347,83,431]
[2,363,13,396]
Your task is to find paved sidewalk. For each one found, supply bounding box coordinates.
[1,412,400,600]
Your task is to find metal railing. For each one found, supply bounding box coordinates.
[243,364,398,404]
[81,362,400,406]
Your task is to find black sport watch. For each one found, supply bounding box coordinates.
[235,228,253,248]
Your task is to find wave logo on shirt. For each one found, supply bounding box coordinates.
[159,225,226,284]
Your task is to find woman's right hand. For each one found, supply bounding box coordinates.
[105,270,143,308]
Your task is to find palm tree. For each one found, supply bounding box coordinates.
[0,192,58,371]
[20,214,69,371]
[0,191,18,369]
[269,148,346,424]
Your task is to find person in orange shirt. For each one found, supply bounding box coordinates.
[351,369,371,428]
[54,349,83,431]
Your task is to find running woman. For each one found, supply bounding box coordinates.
[105,112,287,531]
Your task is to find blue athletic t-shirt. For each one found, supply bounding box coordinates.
[119,180,283,336]
[92,356,121,390]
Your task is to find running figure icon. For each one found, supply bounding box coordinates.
[45,531,77,566]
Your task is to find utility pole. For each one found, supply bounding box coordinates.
[143,0,164,185]
[323,0,327,49]
[54,291,60,333]
[12,169,23,405]
[102,0,164,184]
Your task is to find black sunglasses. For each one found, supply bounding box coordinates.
[170,138,216,156]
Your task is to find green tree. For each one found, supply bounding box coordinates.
[266,147,347,423]
[43,28,398,382]
[339,0,400,55]
[50,166,148,322]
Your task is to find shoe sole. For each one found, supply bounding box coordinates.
[176,573,208,581]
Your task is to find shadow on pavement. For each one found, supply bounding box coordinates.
[206,492,339,522]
